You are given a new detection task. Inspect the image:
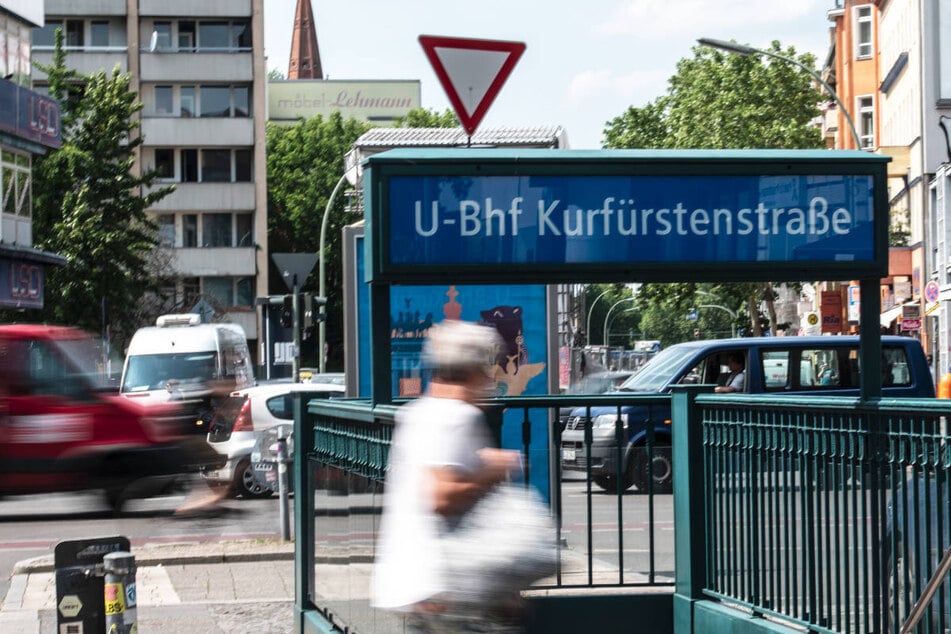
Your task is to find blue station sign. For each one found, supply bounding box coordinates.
[365,149,889,284]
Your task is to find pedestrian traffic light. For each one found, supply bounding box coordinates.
[280,295,294,328]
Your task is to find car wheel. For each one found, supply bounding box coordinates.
[631,443,673,494]
[233,458,273,499]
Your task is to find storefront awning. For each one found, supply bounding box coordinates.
[881,304,903,328]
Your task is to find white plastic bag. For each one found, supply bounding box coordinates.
[440,483,558,605]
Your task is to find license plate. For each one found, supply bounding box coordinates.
[562,449,576,461]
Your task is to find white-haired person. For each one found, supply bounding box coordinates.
[372,320,525,633]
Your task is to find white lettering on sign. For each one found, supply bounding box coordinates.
[413,196,853,240]
[9,415,92,443]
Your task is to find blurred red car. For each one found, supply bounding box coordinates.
[0,324,208,510]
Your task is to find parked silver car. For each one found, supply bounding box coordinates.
[202,377,345,498]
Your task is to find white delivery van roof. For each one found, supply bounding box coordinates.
[125,314,247,356]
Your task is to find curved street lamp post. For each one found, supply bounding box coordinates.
[603,297,638,346]
[697,37,863,150]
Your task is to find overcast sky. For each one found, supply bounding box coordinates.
[264,0,835,148]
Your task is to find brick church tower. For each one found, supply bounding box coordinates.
[288,0,323,79]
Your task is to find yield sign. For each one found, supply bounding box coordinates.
[419,35,526,137]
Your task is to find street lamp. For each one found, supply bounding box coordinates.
[697,37,863,150]
[318,172,356,373]
[605,307,638,347]
[585,288,613,347]
[603,297,637,346]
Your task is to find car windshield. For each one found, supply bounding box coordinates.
[616,344,699,393]
[565,373,630,395]
[122,352,218,392]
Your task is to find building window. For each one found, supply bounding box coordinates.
[203,276,253,307]
[154,149,174,179]
[202,213,232,247]
[178,21,195,51]
[182,277,200,305]
[90,21,109,47]
[855,5,872,59]
[233,86,249,117]
[858,95,874,149]
[156,214,175,247]
[152,21,172,51]
[65,20,84,47]
[198,22,230,49]
[236,213,253,247]
[201,150,232,183]
[181,149,198,182]
[155,86,173,114]
[234,150,252,182]
[183,215,198,247]
[180,86,195,117]
[200,86,231,117]
[1,150,31,218]
[33,22,60,47]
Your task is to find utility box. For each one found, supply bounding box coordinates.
[55,536,131,633]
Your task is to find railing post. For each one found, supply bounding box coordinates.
[293,392,317,631]
[672,385,711,631]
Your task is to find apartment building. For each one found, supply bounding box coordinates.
[0,1,65,311]
[32,0,268,354]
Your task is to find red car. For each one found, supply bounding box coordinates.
[0,324,210,510]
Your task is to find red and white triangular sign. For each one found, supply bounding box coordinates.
[419,35,526,137]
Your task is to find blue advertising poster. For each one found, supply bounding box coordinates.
[387,173,875,266]
[355,236,551,497]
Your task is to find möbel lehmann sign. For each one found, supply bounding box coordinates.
[365,149,889,285]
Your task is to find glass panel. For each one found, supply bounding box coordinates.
[199,86,230,117]
[90,21,109,47]
[183,215,198,247]
[235,277,253,306]
[203,277,233,306]
[234,150,252,182]
[761,350,790,390]
[33,23,61,47]
[154,149,174,179]
[201,150,231,183]
[16,171,30,216]
[180,86,196,117]
[2,168,15,215]
[233,86,250,117]
[202,213,232,247]
[198,22,230,49]
[154,86,173,114]
[152,22,171,51]
[65,20,84,47]
[235,213,253,247]
[178,21,195,51]
[181,149,198,182]
[182,277,200,304]
[232,22,251,48]
[157,214,175,247]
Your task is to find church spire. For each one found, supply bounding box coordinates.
[288,0,323,79]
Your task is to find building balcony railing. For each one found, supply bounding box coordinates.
[145,182,256,212]
[141,117,253,147]
[140,51,253,82]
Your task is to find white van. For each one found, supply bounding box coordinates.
[120,314,254,431]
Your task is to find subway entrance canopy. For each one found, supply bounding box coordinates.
[363,149,889,285]
[361,148,890,403]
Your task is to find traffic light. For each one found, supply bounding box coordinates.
[279,295,293,328]
[300,294,327,338]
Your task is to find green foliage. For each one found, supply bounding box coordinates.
[603,41,824,150]
[394,107,459,128]
[583,284,639,347]
[25,31,173,348]
[603,41,824,338]
[265,112,370,368]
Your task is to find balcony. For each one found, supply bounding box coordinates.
[141,117,253,147]
[1,214,31,247]
[45,0,127,16]
[145,182,256,212]
[140,52,252,82]
[32,50,128,80]
[167,247,256,277]
[138,0,251,17]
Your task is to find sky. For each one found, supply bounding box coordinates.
[264,0,835,149]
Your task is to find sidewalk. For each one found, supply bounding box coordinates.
[0,539,299,633]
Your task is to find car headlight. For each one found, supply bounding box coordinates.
[592,413,628,430]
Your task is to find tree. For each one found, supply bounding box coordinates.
[266,112,370,369]
[394,107,459,128]
[603,41,825,336]
[26,32,173,349]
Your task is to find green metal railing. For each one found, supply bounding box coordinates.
[673,388,951,634]
[294,390,951,634]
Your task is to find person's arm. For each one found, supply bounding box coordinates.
[429,448,520,516]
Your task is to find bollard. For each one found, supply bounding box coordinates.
[103,551,137,634]
[277,424,291,541]
[940,373,951,399]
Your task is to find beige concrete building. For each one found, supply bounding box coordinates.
[32,0,268,352]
